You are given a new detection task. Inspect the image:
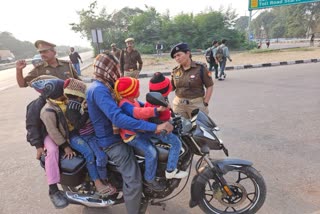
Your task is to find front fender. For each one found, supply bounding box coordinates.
[189,158,252,208]
[214,158,253,174]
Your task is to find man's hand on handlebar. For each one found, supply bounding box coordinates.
[155,121,173,134]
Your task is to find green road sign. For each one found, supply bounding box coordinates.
[249,0,320,10]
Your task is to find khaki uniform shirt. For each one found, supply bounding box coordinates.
[111,48,121,60]
[171,61,214,99]
[24,59,80,86]
[120,48,143,73]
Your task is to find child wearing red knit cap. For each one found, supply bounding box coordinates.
[114,77,188,192]
[145,72,173,122]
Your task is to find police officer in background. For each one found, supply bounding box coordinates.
[170,42,214,119]
[120,38,143,78]
[110,43,121,60]
[16,40,80,87]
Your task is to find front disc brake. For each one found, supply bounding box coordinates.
[216,183,247,207]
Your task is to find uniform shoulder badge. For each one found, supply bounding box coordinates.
[172,65,179,71]
[34,61,44,68]
[195,61,206,66]
[59,59,70,64]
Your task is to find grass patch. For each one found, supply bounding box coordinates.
[284,47,314,52]
[249,48,281,54]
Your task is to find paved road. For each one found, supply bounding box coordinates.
[0,62,319,214]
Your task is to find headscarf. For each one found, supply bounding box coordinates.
[93,52,121,99]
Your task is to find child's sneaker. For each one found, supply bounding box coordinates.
[165,169,188,179]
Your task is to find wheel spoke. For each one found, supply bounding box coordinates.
[224,206,237,212]
[236,171,249,183]
[246,192,256,202]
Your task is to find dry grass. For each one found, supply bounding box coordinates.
[82,47,320,77]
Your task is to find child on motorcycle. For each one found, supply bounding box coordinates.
[63,78,116,196]
[32,79,115,203]
[146,72,173,122]
[30,78,73,209]
[114,77,188,191]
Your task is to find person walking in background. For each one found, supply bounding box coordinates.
[209,40,220,79]
[120,38,143,78]
[310,33,315,47]
[110,43,121,60]
[170,42,214,119]
[266,39,270,48]
[218,39,232,81]
[155,41,163,57]
[69,47,83,76]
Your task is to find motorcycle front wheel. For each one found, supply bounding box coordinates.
[198,166,266,214]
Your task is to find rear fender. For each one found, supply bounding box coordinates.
[189,158,252,208]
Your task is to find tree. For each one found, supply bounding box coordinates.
[235,16,249,32]
[0,31,36,59]
[70,1,252,53]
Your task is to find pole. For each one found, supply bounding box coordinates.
[96,29,100,54]
[248,10,252,41]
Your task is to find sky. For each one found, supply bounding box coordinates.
[0,0,250,47]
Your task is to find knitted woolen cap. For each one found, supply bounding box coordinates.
[149,72,172,97]
[114,77,140,99]
[63,78,86,99]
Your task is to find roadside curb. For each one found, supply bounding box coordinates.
[225,58,320,71]
[81,58,320,83]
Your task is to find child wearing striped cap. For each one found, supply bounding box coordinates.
[63,78,116,196]
[114,77,188,192]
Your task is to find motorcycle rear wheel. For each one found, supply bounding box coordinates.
[198,166,266,214]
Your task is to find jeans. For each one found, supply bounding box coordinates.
[147,132,182,172]
[219,58,227,78]
[208,62,219,78]
[82,135,108,179]
[70,134,105,181]
[128,132,182,180]
[127,133,158,181]
[73,63,81,76]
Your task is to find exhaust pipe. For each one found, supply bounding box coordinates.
[65,191,115,208]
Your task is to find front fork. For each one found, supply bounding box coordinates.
[203,156,233,197]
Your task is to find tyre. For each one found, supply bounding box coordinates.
[198,166,266,214]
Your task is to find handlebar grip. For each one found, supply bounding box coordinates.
[160,129,168,135]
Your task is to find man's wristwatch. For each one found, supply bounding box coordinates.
[203,102,208,107]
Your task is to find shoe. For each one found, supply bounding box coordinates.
[224,73,227,79]
[166,169,188,179]
[49,191,69,209]
[144,179,166,192]
[218,77,224,81]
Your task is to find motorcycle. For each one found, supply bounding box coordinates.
[40,92,266,213]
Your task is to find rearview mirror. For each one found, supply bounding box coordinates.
[146,92,168,107]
